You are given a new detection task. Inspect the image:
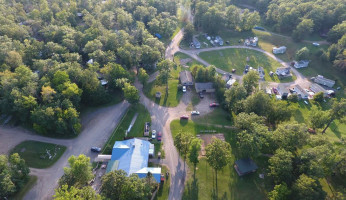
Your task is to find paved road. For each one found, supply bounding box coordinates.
[135,80,191,200]
[0,101,129,200]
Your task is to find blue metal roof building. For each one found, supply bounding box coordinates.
[108,138,161,183]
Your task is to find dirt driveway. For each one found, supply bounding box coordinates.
[193,93,217,116]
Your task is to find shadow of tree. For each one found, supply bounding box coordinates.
[183,177,199,200]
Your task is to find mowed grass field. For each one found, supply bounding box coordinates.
[170,120,268,200]
[10,141,66,169]
[199,48,296,83]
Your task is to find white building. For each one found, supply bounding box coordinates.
[313,75,335,88]
[293,84,309,99]
[272,46,287,54]
[244,37,258,47]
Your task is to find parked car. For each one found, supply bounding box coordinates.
[160,174,165,182]
[157,132,162,141]
[191,111,200,115]
[91,147,101,153]
[199,92,204,98]
[304,100,309,105]
[232,69,236,73]
[182,86,186,92]
[151,130,156,139]
[180,115,189,120]
[209,102,220,107]
[312,42,320,47]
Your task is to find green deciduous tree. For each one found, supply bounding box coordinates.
[138,68,149,85]
[224,84,247,113]
[322,98,346,133]
[101,170,151,200]
[242,70,259,94]
[292,174,326,200]
[273,123,309,152]
[313,92,324,103]
[54,184,101,200]
[309,106,329,130]
[268,183,291,200]
[122,82,139,104]
[293,19,314,41]
[295,47,310,60]
[59,154,93,188]
[268,149,294,184]
[205,138,231,197]
[184,22,194,42]
[188,138,202,175]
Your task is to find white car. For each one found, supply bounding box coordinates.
[191,111,200,115]
[151,130,156,139]
[312,42,320,47]
[182,86,186,92]
[304,100,309,105]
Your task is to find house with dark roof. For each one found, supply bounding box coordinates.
[179,71,193,86]
[234,158,258,176]
[107,138,161,183]
[195,82,215,93]
[275,67,291,78]
[313,75,335,88]
[294,60,309,69]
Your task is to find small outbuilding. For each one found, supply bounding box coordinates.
[234,158,258,176]
[195,82,215,93]
[277,85,289,99]
[275,67,291,78]
[179,71,194,86]
[193,38,201,49]
[272,46,287,54]
[257,67,265,80]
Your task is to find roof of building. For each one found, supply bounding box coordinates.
[275,67,290,76]
[310,83,327,94]
[136,167,162,183]
[314,75,335,87]
[235,158,258,175]
[179,71,193,83]
[111,138,150,176]
[227,79,236,86]
[294,84,309,97]
[195,82,214,91]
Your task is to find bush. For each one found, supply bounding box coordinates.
[296,47,310,60]
[288,94,299,103]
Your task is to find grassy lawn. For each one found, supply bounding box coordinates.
[170,119,268,199]
[11,175,37,200]
[10,141,66,169]
[174,52,202,67]
[143,64,184,107]
[199,48,296,83]
[192,108,232,127]
[155,166,170,200]
[290,100,346,142]
[102,104,151,154]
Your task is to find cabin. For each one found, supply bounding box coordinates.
[195,82,215,93]
[234,158,258,176]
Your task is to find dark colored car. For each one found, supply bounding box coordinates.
[254,26,265,31]
[199,92,204,98]
[180,115,189,120]
[157,132,162,141]
[209,103,220,107]
[91,147,101,153]
[232,69,236,73]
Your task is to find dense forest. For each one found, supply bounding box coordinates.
[0,0,178,136]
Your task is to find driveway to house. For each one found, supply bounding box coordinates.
[0,101,129,200]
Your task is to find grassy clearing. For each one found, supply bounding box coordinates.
[199,48,296,83]
[10,141,66,169]
[143,64,184,107]
[290,100,345,142]
[174,52,202,67]
[192,108,232,127]
[170,119,267,199]
[102,104,151,154]
[11,175,37,200]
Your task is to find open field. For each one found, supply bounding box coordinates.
[199,48,296,83]
[192,108,232,127]
[170,119,268,199]
[10,141,66,169]
[174,52,202,67]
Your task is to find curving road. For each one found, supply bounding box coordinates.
[0,101,129,200]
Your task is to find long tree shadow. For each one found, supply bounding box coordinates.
[183,176,199,200]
